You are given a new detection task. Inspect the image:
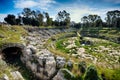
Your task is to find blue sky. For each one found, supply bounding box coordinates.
[0,0,120,22]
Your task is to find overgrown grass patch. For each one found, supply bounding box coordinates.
[0,25,29,79]
[56,39,70,53]
[45,27,120,80]
[0,25,27,47]
[98,67,120,80]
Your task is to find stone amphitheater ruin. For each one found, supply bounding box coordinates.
[0,27,75,80]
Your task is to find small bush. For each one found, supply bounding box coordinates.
[78,61,87,74]
[84,65,102,80]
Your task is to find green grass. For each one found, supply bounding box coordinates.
[56,39,70,53]
[0,25,27,47]
[0,25,28,79]
[80,27,120,43]
[75,39,81,47]
[45,27,120,80]
[98,67,120,80]
[0,58,36,80]
[0,60,14,80]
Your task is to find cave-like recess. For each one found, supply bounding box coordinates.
[2,47,22,63]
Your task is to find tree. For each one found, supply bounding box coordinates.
[95,18,103,27]
[22,8,32,18]
[16,18,21,25]
[78,61,87,74]
[44,12,52,26]
[22,17,31,25]
[53,20,59,26]
[4,14,16,25]
[37,13,44,26]
[47,18,53,26]
[81,16,89,27]
[56,10,70,27]
[84,65,102,80]
[106,10,120,28]
[88,15,101,27]
[21,8,42,26]
[31,18,39,26]
[81,15,102,27]
[21,8,32,25]
[31,10,37,18]
[73,22,81,29]
[116,18,120,28]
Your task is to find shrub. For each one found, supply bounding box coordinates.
[78,61,87,74]
[84,65,102,80]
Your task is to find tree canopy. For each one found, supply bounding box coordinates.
[4,8,120,28]
[106,10,120,28]
[4,14,16,25]
[56,10,71,27]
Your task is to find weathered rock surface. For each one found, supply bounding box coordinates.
[1,74,9,80]
[0,28,75,80]
[56,56,66,69]
[21,49,66,80]
[52,70,66,80]
[10,71,24,80]
[20,28,76,80]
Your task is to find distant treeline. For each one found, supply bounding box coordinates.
[73,10,120,28]
[4,8,70,28]
[4,8,120,28]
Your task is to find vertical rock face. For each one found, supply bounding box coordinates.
[0,28,75,80]
[20,28,75,80]
[35,49,56,80]
[21,49,66,80]
[56,56,66,69]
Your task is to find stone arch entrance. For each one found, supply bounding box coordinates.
[2,47,22,62]
[0,43,25,64]
[0,43,38,79]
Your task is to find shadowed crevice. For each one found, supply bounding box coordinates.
[2,47,22,64]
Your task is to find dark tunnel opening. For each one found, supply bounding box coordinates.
[1,47,38,80]
[2,47,22,64]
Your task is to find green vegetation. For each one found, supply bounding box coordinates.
[46,27,120,80]
[0,25,27,47]
[84,65,102,80]
[4,8,71,28]
[98,68,120,80]
[0,25,119,79]
[0,59,14,80]
[0,25,30,79]
[78,61,87,74]
[1,8,120,80]
[0,57,37,80]
[56,39,69,53]
[80,27,120,43]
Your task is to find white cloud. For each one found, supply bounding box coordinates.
[13,0,120,23]
[38,0,56,10]
[14,0,56,10]
[15,0,38,8]
[0,14,7,22]
[56,5,104,22]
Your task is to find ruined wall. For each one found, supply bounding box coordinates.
[0,28,75,80]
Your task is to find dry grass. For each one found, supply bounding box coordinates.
[0,25,27,47]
